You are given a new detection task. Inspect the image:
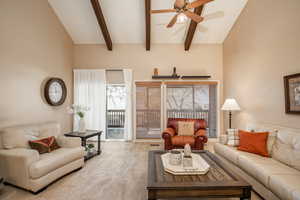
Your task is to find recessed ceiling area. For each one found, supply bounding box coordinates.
[48,0,248,45]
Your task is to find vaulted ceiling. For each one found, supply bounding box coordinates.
[48,0,248,48]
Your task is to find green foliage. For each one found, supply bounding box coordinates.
[87,144,95,149]
[77,111,84,118]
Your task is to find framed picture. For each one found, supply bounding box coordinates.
[284,73,300,114]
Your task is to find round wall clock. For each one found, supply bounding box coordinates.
[44,78,67,106]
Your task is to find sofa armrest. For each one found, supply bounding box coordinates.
[57,136,82,148]
[162,127,176,139]
[0,148,39,186]
[219,134,228,145]
[195,129,206,137]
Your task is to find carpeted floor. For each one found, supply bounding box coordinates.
[0,142,261,200]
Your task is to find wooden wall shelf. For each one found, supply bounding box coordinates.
[152,75,180,79]
[181,76,211,79]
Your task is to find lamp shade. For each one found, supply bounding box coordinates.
[221,98,241,111]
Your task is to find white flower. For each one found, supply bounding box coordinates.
[67,104,90,117]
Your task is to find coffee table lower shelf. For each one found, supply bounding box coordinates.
[147,151,252,200]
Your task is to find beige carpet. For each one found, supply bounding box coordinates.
[0,142,261,200]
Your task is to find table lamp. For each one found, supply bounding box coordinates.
[221,98,241,129]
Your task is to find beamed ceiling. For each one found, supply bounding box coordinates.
[48,0,248,50]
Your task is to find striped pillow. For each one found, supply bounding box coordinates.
[227,129,239,147]
[29,136,60,154]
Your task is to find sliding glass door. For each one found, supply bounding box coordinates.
[135,81,218,139]
[166,83,217,137]
[106,84,126,139]
[105,70,126,140]
[135,82,162,139]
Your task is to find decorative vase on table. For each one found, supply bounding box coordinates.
[78,118,86,133]
[67,104,90,133]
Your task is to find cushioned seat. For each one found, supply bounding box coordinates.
[171,136,195,147]
[269,174,300,200]
[214,143,240,164]
[162,118,207,150]
[29,147,85,179]
[237,154,300,187]
[214,125,300,200]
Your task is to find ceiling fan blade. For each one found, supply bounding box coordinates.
[186,0,214,9]
[167,14,179,28]
[151,9,176,14]
[184,11,204,23]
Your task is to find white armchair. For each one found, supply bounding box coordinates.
[0,122,85,193]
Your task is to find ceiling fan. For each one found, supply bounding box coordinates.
[151,0,214,28]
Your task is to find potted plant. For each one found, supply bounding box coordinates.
[86,143,95,154]
[68,104,90,133]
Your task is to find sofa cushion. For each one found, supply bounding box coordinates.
[178,121,194,136]
[29,147,84,179]
[171,136,195,146]
[238,130,269,157]
[167,118,206,133]
[29,136,61,154]
[269,174,300,200]
[227,129,239,147]
[245,124,278,156]
[38,123,61,138]
[214,143,240,165]
[1,127,39,149]
[238,153,300,187]
[272,130,300,171]
[0,122,60,150]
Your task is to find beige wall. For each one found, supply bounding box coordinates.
[223,0,300,129]
[74,44,224,134]
[74,44,223,81]
[0,0,74,131]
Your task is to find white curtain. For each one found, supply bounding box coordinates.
[73,69,106,140]
[123,69,133,141]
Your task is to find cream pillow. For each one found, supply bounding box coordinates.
[227,129,239,146]
[272,130,300,171]
[249,127,278,156]
[178,121,194,136]
[2,129,30,149]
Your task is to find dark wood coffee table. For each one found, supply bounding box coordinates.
[147,150,251,200]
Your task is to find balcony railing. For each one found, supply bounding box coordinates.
[107,109,210,128]
[107,110,125,128]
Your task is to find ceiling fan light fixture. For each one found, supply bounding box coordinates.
[177,13,188,23]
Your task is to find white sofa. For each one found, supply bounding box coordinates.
[0,122,85,193]
[214,124,300,200]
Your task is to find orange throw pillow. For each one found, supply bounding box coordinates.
[238,130,269,157]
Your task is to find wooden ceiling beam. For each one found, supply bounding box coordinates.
[145,0,151,51]
[90,0,112,51]
[184,5,204,51]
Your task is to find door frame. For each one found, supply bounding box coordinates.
[133,80,221,142]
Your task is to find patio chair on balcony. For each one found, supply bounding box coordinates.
[162,118,208,150]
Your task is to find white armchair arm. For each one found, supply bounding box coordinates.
[57,136,82,148]
[0,148,39,187]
